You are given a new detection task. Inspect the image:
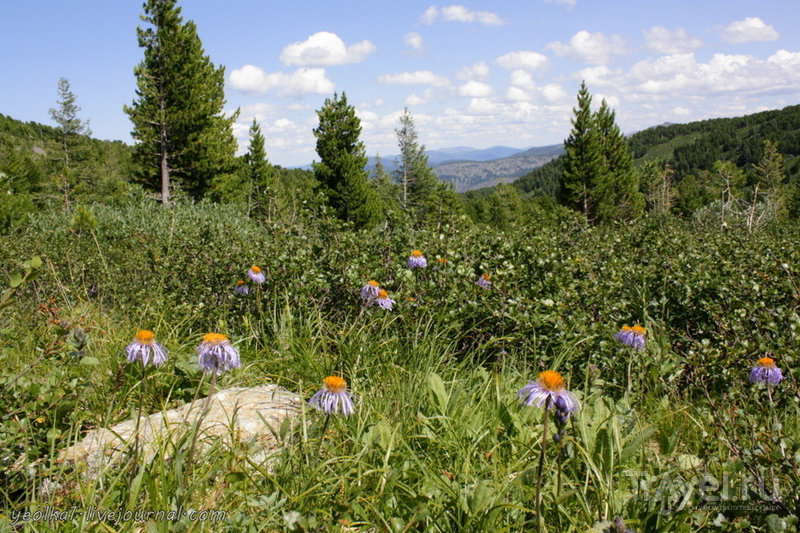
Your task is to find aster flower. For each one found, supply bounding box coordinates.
[749,357,784,384]
[518,370,579,418]
[235,280,249,296]
[614,325,646,350]
[309,376,355,416]
[360,280,380,301]
[247,265,265,284]
[476,272,491,289]
[197,333,240,375]
[125,330,168,367]
[375,289,396,310]
[407,250,428,269]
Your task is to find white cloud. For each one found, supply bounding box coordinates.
[419,5,504,25]
[378,70,451,87]
[541,84,570,103]
[542,0,576,8]
[546,30,629,65]
[404,32,424,52]
[496,51,549,72]
[720,17,780,45]
[458,80,494,97]
[229,65,335,97]
[406,93,429,106]
[597,51,800,98]
[509,70,536,91]
[279,31,376,66]
[644,27,704,54]
[456,61,490,81]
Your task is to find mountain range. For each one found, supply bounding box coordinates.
[358,144,565,193]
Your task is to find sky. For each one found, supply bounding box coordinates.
[3,1,800,168]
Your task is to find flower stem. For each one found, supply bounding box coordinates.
[535,396,551,533]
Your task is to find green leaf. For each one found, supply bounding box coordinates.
[9,273,22,288]
[79,356,100,365]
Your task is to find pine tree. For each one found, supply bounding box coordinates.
[313,92,379,227]
[394,108,441,224]
[561,81,603,221]
[370,153,401,214]
[593,99,643,221]
[244,119,279,220]
[49,77,92,171]
[124,0,238,204]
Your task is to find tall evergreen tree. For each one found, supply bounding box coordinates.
[244,119,279,220]
[313,92,379,227]
[49,77,92,171]
[561,81,603,221]
[124,0,238,204]
[593,99,643,221]
[394,108,442,224]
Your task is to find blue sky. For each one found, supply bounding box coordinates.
[3,1,800,167]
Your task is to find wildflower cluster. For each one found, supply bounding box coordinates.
[614,325,646,350]
[360,280,396,310]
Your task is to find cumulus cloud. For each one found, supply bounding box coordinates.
[720,17,780,45]
[404,32,424,52]
[378,70,451,87]
[592,50,800,99]
[496,51,549,72]
[229,65,335,97]
[644,27,704,54]
[546,30,629,65]
[419,5,504,25]
[279,31,376,66]
[406,93,429,106]
[456,61,490,81]
[458,80,494,97]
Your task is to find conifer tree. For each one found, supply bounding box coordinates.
[124,0,238,204]
[313,92,379,227]
[593,99,643,221]
[562,81,603,221]
[371,154,401,214]
[244,119,279,219]
[394,108,441,224]
[49,77,91,171]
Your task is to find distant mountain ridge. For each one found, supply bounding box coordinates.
[359,144,565,193]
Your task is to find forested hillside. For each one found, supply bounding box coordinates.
[514,104,800,213]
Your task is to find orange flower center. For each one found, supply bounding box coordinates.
[632,325,646,335]
[135,330,155,344]
[250,266,262,274]
[410,250,423,257]
[323,375,347,392]
[758,357,776,367]
[538,370,566,392]
[203,332,228,344]
[367,280,379,287]
[377,289,389,299]
[236,280,246,286]
[482,273,491,280]
[438,258,448,264]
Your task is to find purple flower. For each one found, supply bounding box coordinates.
[518,370,579,419]
[126,330,168,367]
[408,250,428,269]
[749,357,784,384]
[614,325,646,350]
[197,333,240,375]
[309,376,355,416]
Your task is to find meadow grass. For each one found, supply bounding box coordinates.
[0,203,798,532]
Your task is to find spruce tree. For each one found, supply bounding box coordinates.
[394,108,441,224]
[561,81,603,221]
[49,77,92,171]
[244,119,279,220]
[313,92,379,227]
[124,0,238,204]
[593,99,643,221]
